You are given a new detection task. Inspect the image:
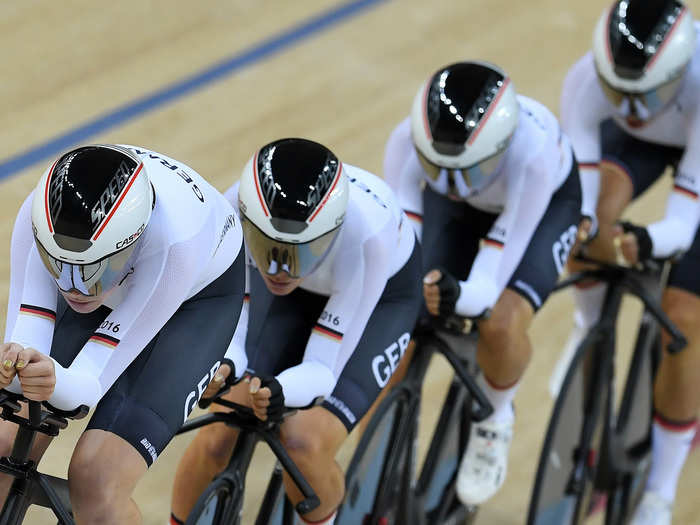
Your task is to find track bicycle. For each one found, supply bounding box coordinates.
[337,316,493,525]
[176,394,321,525]
[527,257,687,525]
[0,390,88,525]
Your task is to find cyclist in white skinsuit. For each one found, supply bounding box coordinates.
[553,2,700,523]
[0,145,245,524]
[170,138,422,525]
[384,61,582,506]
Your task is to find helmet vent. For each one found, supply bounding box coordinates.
[609,0,684,79]
[426,64,506,152]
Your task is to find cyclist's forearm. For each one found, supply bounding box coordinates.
[647,190,700,258]
[276,361,336,407]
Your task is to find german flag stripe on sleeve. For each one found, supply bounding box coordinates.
[674,184,699,200]
[578,162,599,170]
[89,333,120,349]
[244,293,250,302]
[405,211,423,223]
[313,324,343,341]
[483,238,504,249]
[19,304,56,322]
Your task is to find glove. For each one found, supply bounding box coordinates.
[620,221,653,263]
[434,268,461,316]
[258,376,285,423]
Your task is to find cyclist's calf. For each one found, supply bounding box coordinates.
[67,429,147,523]
[279,406,348,519]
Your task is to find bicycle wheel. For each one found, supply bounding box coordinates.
[416,376,476,525]
[186,476,239,525]
[604,326,659,523]
[337,387,408,525]
[527,338,611,525]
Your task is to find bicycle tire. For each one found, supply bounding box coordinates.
[185,476,239,525]
[527,338,611,525]
[337,386,409,525]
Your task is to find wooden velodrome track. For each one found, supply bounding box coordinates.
[2,1,699,523]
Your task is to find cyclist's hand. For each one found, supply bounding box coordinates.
[15,348,55,401]
[612,222,652,266]
[201,362,232,400]
[248,376,285,422]
[0,343,23,388]
[423,268,460,317]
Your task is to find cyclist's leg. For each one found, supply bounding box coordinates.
[639,237,700,509]
[457,162,581,505]
[281,242,423,523]
[68,255,244,524]
[170,380,248,522]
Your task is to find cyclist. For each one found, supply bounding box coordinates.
[551,1,700,522]
[383,61,582,505]
[0,144,246,524]
[170,138,422,525]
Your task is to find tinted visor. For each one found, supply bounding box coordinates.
[241,215,339,279]
[415,147,506,193]
[35,240,136,296]
[596,71,683,121]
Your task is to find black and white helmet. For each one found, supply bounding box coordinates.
[237,138,348,279]
[410,61,519,197]
[593,0,696,120]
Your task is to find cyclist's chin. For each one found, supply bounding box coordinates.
[60,290,110,313]
[261,274,302,296]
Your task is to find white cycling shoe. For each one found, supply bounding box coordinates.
[456,417,513,506]
[548,319,586,398]
[629,491,672,525]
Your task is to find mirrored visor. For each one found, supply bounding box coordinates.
[596,71,683,121]
[415,147,506,192]
[35,240,137,296]
[241,215,339,279]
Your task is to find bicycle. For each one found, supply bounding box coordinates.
[527,257,687,525]
[336,316,493,525]
[176,393,321,525]
[0,390,88,525]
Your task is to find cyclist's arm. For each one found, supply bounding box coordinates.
[560,53,608,229]
[455,165,555,315]
[383,117,424,238]
[647,110,700,257]
[222,262,250,377]
[49,232,222,410]
[276,233,390,407]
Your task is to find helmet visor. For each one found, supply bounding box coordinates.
[35,240,136,296]
[415,147,506,194]
[241,215,339,279]
[596,71,684,121]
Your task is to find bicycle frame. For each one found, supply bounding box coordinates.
[0,394,88,525]
[339,324,492,525]
[529,260,686,524]
[176,399,320,525]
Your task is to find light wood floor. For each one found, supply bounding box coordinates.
[2,1,699,523]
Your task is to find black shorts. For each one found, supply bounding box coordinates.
[49,250,246,467]
[600,119,700,296]
[420,160,582,312]
[245,243,422,432]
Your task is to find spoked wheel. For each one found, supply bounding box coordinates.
[337,388,408,525]
[527,340,611,525]
[186,476,238,525]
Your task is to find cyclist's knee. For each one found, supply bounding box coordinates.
[663,288,700,340]
[479,292,532,351]
[199,424,238,466]
[280,408,346,463]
